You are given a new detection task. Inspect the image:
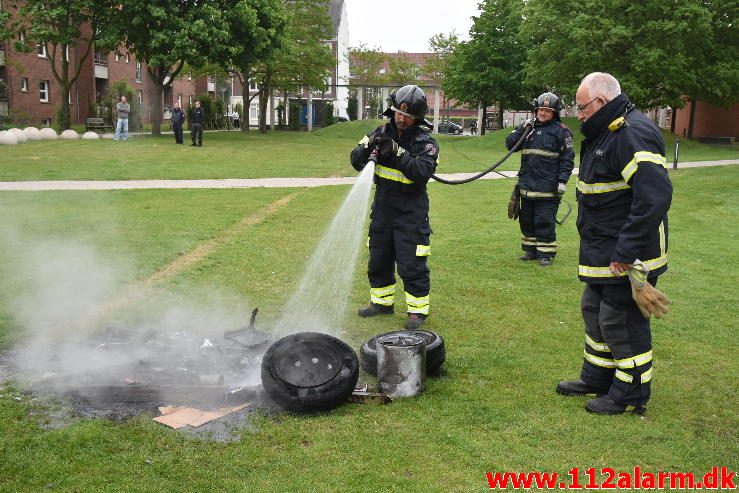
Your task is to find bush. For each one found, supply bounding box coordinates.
[106,81,142,131]
[288,102,301,131]
[347,96,358,121]
[323,101,336,127]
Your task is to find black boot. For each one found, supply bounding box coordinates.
[519,251,537,261]
[358,303,394,317]
[539,257,553,267]
[556,380,608,396]
[405,313,426,330]
[585,397,646,415]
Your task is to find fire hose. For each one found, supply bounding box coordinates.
[369,126,571,224]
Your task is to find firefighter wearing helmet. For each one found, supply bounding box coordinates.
[350,85,439,330]
[506,91,575,266]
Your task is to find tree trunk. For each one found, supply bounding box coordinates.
[151,82,164,135]
[496,101,504,130]
[481,105,487,136]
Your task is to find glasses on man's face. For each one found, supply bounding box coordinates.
[576,97,600,113]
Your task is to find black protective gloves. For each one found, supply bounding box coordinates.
[373,133,400,162]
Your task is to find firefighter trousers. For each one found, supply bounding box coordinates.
[519,197,559,258]
[579,281,654,406]
[367,225,430,315]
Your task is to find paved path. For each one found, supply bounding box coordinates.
[0,160,736,191]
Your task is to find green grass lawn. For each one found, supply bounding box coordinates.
[0,136,737,491]
[0,119,736,181]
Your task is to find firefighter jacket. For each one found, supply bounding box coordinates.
[350,120,439,229]
[576,93,672,284]
[506,118,574,199]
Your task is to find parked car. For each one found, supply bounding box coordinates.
[437,120,463,134]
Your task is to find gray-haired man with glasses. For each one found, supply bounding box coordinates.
[556,72,672,416]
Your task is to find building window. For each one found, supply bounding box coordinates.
[135,61,142,82]
[65,45,71,62]
[187,72,192,80]
[20,78,29,92]
[249,79,257,91]
[250,102,259,119]
[19,32,25,43]
[39,80,49,102]
[38,43,47,58]
[125,52,130,63]
[137,89,143,104]
[177,93,182,106]
[115,52,120,62]
[41,118,51,127]
[188,95,192,106]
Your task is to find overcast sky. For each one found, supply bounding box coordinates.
[345,0,481,53]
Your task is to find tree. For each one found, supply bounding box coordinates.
[442,0,530,132]
[114,0,231,135]
[219,0,287,132]
[1,0,118,130]
[260,0,334,132]
[521,0,739,110]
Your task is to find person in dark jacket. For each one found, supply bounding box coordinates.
[172,101,185,144]
[506,92,575,266]
[350,85,439,330]
[556,72,672,415]
[190,100,205,147]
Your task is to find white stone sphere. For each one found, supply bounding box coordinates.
[9,128,27,143]
[82,131,100,140]
[61,129,80,140]
[39,127,58,140]
[0,130,19,145]
[23,127,42,141]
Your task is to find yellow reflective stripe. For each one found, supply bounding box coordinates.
[522,148,559,158]
[583,350,616,368]
[641,367,653,383]
[586,335,611,353]
[520,189,557,198]
[522,236,537,246]
[536,241,557,253]
[615,369,633,383]
[576,178,631,194]
[621,151,667,182]
[579,253,668,278]
[405,292,429,315]
[615,350,652,369]
[375,164,414,184]
[537,246,557,253]
[416,244,430,256]
[370,284,395,305]
[659,221,666,256]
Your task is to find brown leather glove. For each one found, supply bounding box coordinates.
[628,260,669,319]
[507,184,521,220]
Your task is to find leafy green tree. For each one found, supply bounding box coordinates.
[521,0,738,110]
[442,0,529,132]
[1,0,118,130]
[263,0,334,133]
[114,0,230,135]
[218,0,287,132]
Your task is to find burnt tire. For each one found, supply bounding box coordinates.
[261,332,359,413]
[360,330,445,376]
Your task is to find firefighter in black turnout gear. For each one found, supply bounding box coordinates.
[350,85,439,330]
[556,72,672,415]
[506,92,574,266]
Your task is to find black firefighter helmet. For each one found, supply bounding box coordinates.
[533,92,563,113]
[383,85,431,125]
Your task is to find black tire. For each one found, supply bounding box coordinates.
[360,330,445,376]
[261,332,359,413]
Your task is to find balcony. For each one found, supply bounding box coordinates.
[0,46,5,66]
[94,54,108,79]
